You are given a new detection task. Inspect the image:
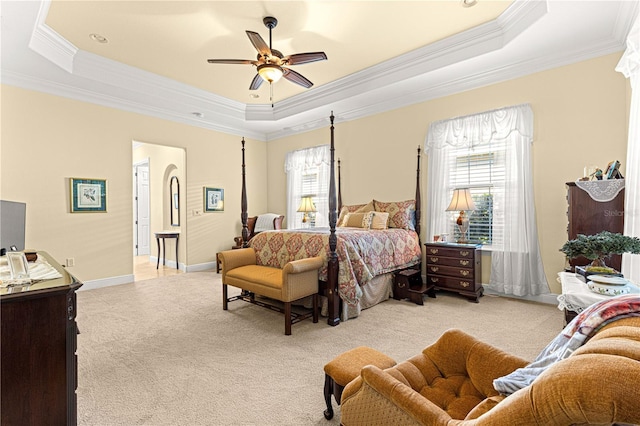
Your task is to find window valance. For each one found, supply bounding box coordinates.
[615,14,639,79]
[284,145,330,172]
[424,103,533,151]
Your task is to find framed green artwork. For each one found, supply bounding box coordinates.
[70,178,107,213]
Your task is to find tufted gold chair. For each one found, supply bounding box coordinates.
[340,318,640,425]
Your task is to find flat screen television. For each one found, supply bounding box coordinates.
[1,200,27,252]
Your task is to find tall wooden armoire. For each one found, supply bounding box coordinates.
[566,180,625,271]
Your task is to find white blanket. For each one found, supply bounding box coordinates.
[254,213,280,233]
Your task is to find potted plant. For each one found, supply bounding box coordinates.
[560,231,640,275]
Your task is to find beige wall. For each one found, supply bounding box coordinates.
[1,85,267,282]
[267,53,630,294]
[1,53,629,292]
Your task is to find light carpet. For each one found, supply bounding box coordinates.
[76,271,563,425]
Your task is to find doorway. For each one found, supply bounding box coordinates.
[132,142,186,281]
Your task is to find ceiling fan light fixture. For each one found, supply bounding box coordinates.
[257,63,283,83]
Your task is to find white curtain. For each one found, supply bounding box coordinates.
[284,145,330,229]
[425,104,549,296]
[617,12,640,283]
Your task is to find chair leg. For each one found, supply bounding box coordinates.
[222,284,228,310]
[313,293,319,323]
[323,374,334,420]
[284,301,292,335]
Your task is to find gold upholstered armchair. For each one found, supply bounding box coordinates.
[340,318,640,425]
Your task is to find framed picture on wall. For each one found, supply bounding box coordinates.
[204,187,224,212]
[70,178,107,213]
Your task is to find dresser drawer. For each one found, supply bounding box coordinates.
[426,264,474,279]
[424,245,475,259]
[426,255,475,268]
[426,275,475,291]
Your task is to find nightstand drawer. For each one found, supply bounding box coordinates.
[426,275,475,291]
[424,245,475,259]
[426,264,474,279]
[426,256,474,268]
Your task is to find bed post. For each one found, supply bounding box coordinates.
[415,146,422,242]
[327,112,340,326]
[337,158,343,211]
[241,138,249,248]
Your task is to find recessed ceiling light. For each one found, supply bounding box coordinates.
[191,112,204,118]
[461,0,478,7]
[249,94,260,99]
[89,33,108,43]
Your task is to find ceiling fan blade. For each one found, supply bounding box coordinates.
[283,68,313,88]
[249,74,264,90]
[284,52,327,65]
[246,31,271,56]
[207,59,257,65]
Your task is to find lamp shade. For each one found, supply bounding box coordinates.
[297,196,317,213]
[257,63,283,83]
[446,188,476,212]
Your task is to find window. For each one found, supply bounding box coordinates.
[285,145,330,229]
[447,144,506,247]
[426,104,548,295]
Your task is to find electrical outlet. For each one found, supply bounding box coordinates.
[66,258,75,267]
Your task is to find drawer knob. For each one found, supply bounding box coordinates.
[431,277,439,283]
[460,250,470,257]
[460,270,470,277]
[430,266,439,273]
[430,257,439,263]
[459,260,469,266]
[429,248,439,254]
[397,282,406,288]
[460,281,470,288]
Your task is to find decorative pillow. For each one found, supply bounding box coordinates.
[367,211,389,230]
[337,201,374,225]
[373,199,416,230]
[355,200,375,213]
[341,212,369,228]
[337,204,364,226]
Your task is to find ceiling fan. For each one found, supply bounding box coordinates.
[207,16,327,91]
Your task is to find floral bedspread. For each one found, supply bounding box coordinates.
[249,227,422,307]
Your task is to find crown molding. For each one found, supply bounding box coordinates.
[8,0,635,143]
[28,0,76,73]
[251,0,548,122]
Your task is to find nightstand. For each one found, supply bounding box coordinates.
[424,242,483,302]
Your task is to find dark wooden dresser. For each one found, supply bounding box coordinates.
[566,181,625,271]
[1,252,82,426]
[424,242,482,302]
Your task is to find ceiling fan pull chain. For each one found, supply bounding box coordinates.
[270,83,274,107]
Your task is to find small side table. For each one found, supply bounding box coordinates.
[155,231,180,270]
[557,272,640,324]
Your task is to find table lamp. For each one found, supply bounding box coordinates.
[446,188,476,243]
[297,195,317,225]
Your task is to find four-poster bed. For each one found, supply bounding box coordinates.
[238,113,424,326]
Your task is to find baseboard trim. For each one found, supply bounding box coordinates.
[185,261,216,272]
[79,274,135,291]
[482,286,559,305]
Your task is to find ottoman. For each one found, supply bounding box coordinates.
[323,346,396,420]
